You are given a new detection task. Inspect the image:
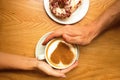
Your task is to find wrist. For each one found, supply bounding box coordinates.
[31,59,43,71]
[92,20,103,33]
[31,58,39,70]
[88,20,102,38]
[24,58,39,70]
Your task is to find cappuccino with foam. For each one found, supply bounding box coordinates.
[45,38,78,69]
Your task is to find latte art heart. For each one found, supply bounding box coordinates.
[50,42,74,65]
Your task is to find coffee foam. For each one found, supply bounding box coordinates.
[46,39,77,69]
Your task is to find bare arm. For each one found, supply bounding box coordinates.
[0,52,78,77]
[94,0,120,35]
[0,52,37,70]
[43,0,120,45]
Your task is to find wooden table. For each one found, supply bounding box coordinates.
[0,0,120,80]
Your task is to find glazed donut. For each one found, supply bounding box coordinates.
[49,0,81,19]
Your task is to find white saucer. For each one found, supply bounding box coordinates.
[35,32,52,60]
[44,0,89,24]
[35,32,80,60]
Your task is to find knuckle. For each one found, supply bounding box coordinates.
[47,72,52,76]
[87,40,91,44]
[84,40,91,45]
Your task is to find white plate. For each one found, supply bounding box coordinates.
[44,0,89,24]
[35,32,80,60]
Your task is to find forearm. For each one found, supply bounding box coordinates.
[0,52,38,70]
[93,0,120,35]
[0,52,68,78]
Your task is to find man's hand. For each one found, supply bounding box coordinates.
[43,24,99,45]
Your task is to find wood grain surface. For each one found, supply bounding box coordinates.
[0,0,120,80]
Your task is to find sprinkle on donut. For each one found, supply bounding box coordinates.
[49,0,81,19]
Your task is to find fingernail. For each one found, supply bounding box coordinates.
[42,42,45,45]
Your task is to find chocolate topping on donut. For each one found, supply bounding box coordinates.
[50,0,81,19]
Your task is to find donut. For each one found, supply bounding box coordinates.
[49,0,81,19]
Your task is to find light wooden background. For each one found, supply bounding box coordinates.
[0,0,120,80]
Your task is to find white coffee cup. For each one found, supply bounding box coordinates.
[45,38,78,69]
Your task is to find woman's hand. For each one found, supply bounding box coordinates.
[0,52,78,78]
[36,60,78,78]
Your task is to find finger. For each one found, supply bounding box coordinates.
[61,61,78,73]
[48,70,66,78]
[63,34,82,44]
[42,32,62,45]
